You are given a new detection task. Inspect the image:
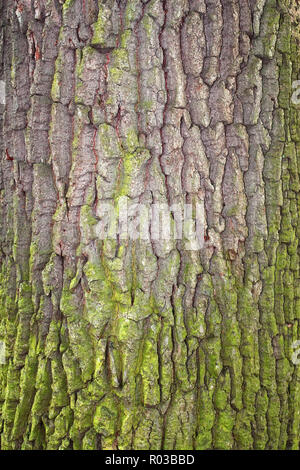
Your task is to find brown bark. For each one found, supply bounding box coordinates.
[0,0,300,450]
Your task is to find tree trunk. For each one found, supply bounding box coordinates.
[0,0,300,450]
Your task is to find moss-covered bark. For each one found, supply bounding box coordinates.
[0,0,300,450]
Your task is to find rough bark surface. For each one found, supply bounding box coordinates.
[0,0,300,450]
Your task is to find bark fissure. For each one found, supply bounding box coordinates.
[0,0,299,450]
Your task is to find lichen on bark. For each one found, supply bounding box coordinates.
[0,0,300,450]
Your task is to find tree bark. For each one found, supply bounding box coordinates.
[0,0,300,450]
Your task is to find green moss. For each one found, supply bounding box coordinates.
[50,356,69,409]
[141,100,154,111]
[204,337,222,379]
[196,387,214,450]
[262,7,280,57]
[109,67,123,84]
[31,358,51,418]
[80,204,98,231]
[213,406,235,449]
[276,244,288,270]
[91,4,108,47]
[259,330,277,390]
[62,0,75,12]
[44,320,61,358]
[98,123,122,159]
[42,254,56,296]
[112,48,130,70]
[11,354,38,439]
[234,410,254,449]
[2,362,21,422]
[60,281,95,384]
[62,350,83,394]
[51,54,62,102]
[60,288,80,322]
[214,371,230,411]
[93,395,119,438]
[142,14,154,39]
[140,338,160,406]
[124,0,138,28]
[82,428,98,450]
[254,389,269,449]
[48,406,73,449]
[120,30,131,49]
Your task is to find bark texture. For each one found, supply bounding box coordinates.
[0,0,300,450]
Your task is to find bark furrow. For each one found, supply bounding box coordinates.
[0,0,299,450]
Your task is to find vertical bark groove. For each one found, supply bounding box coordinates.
[0,0,299,450]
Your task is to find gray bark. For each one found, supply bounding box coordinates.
[0,0,299,450]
